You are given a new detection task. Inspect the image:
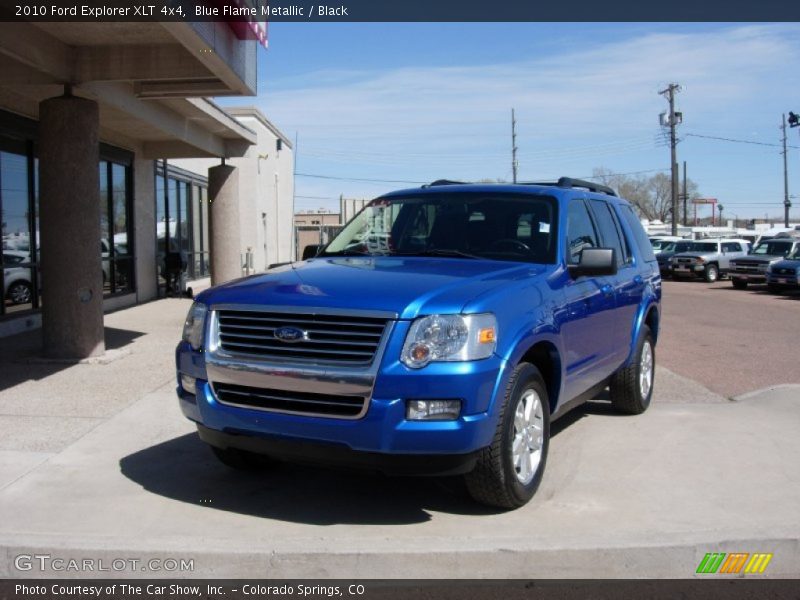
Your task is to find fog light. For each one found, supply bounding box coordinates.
[180,374,196,395]
[406,399,461,421]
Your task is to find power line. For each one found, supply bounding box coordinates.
[581,167,670,180]
[685,132,800,150]
[296,172,427,185]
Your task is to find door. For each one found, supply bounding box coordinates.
[587,199,645,367]
[560,198,618,400]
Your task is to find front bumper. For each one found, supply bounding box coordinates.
[196,424,480,475]
[176,340,505,459]
[730,272,767,283]
[767,273,800,288]
[671,263,706,277]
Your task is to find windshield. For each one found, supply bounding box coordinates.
[788,246,800,260]
[751,241,794,256]
[651,239,672,251]
[661,241,694,253]
[322,192,558,263]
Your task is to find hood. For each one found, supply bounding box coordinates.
[198,256,543,319]
[770,258,800,269]
[671,251,716,259]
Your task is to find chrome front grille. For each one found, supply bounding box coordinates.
[732,261,762,273]
[215,309,389,365]
[213,382,367,418]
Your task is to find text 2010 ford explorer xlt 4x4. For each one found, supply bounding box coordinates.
[176,178,661,509]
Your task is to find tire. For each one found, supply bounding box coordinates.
[210,445,273,470]
[609,325,655,415]
[6,281,32,305]
[767,284,782,294]
[704,264,719,283]
[732,279,748,290]
[464,363,550,509]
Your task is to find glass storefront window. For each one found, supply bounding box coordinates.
[155,163,209,293]
[1,144,37,315]
[99,159,133,296]
[1,110,135,319]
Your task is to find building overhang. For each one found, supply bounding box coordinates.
[0,21,258,158]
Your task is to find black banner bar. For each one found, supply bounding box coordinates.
[3,580,800,600]
[1,0,799,22]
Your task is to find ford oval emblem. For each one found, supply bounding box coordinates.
[274,326,307,343]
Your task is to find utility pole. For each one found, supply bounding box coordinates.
[682,161,687,226]
[659,83,681,235]
[511,108,518,184]
[781,114,791,227]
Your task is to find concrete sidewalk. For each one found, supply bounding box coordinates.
[1,297,798,578]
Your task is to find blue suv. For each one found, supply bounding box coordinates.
[176,178,661,509]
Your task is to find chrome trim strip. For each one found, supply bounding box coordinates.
[210,303,398,320]
[210,383,370,420]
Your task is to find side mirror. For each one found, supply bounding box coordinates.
[302,244,322,260]
[569,248,617,278]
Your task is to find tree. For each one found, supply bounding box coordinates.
[591,167,701,223]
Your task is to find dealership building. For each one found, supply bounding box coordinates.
[0,21,294,354]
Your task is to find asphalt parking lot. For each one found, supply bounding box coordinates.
[0,279,798,578]
[658,278,800,398]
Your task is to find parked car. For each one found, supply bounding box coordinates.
[670,239,751,282]
[766,245,800,292]
[655,240,696,278]
[729,233,800,289]
[3,250,33,305]
[176,178,661,509]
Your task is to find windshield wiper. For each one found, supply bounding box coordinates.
[399,248,480,259]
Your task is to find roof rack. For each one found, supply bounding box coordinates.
[421,176,617,196]
[523,177,617,197]
[423,179,466,187]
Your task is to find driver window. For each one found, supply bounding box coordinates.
[566,200,599,265]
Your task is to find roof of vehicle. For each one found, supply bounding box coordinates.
[772,230,800,239]
[381,177,625,202]
[687,238,751,244]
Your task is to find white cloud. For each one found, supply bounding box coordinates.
[256,24,800,211]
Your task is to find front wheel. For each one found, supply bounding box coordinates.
[704,264,719,283]
[731,279,748,290]
[609,325,655,415]
[464,363,550,509]
[6,281,32,305]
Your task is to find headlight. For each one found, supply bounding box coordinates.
[182,302,208,350]
[401,313,497,369]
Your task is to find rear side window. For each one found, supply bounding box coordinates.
[588,199,630,266]
[722,242,742,252]
[618,204,656,262]
[565,200,599,265]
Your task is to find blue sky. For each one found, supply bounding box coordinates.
[234,23,800,220]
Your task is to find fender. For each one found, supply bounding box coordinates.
[487,318,565,419]
[625,288,660,367]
